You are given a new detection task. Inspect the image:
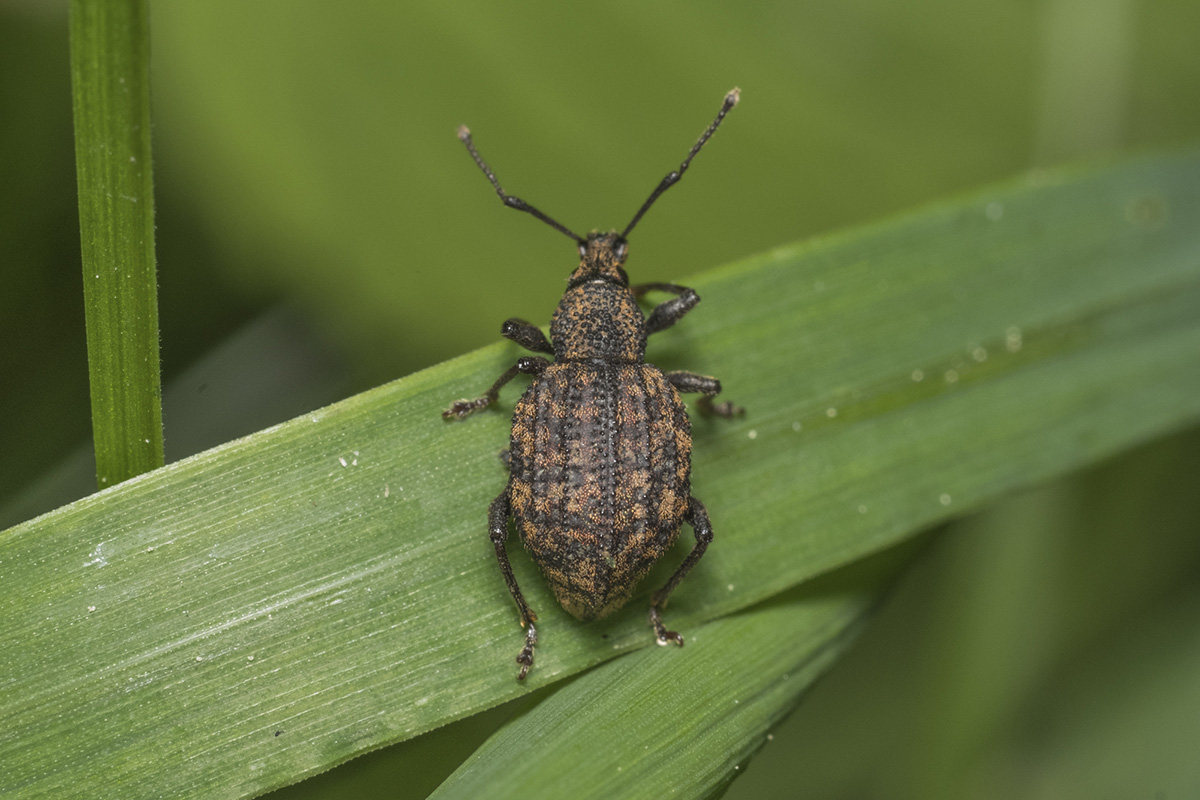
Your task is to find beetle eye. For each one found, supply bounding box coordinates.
[577,241,588,258]
[614,240,628,261]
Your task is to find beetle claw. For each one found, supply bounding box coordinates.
[516,622,538,680]
[443,399,483,419]
[650,607,685,647]
[697,396,745,419]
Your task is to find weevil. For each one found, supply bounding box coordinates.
[445,88,743,680]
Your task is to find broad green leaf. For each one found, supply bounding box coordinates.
[3,152,1200,799]
[712,431,1200,800]
[69,0,163,487]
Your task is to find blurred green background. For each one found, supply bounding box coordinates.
[3,1,1199,797]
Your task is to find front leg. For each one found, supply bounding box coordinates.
[665,370,744,418]
[632,282,700,335]
[489,488,539,680]
[501,318,554,354]
[443,356,549,419]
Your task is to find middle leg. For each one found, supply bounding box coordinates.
[443,356,549,419]
[665,370,744,418]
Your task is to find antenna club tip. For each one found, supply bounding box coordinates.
[725,87,741,108]
[456,125,471,141]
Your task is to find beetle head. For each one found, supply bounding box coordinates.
[567,231,630,286]
[458,88,738,287]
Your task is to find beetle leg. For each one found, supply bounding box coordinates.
[501,318,554,354]
[632,283,701,335]
[631,281,690,298]
[664,370,744,418]
[489,488,539,680]
[649,496,714,647]
[443,356,550,419]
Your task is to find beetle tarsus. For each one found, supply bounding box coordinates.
[697,395,745,418]
[650,606,684,647]
[516,621,538,680]
[443,397,493,419]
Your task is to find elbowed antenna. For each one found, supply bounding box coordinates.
[620,87,740,240]
[456,125,586,246]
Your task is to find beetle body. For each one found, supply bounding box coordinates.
[445,90,742,680]
[509,237,692,620]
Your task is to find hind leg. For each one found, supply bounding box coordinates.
[488,488,539,679]
[649,496,714,646]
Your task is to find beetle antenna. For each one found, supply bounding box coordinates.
[457,125,586,246]
[620,87,740,240]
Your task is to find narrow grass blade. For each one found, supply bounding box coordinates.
[69,0,163,487]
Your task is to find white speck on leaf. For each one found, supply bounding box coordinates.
[1006,326,1023,352]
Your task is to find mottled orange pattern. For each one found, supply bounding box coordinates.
[509,363,690,619]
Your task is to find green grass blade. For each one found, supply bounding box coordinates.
[69,0,163,487]
[428,552,905,800]
[2,152,1199,799]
